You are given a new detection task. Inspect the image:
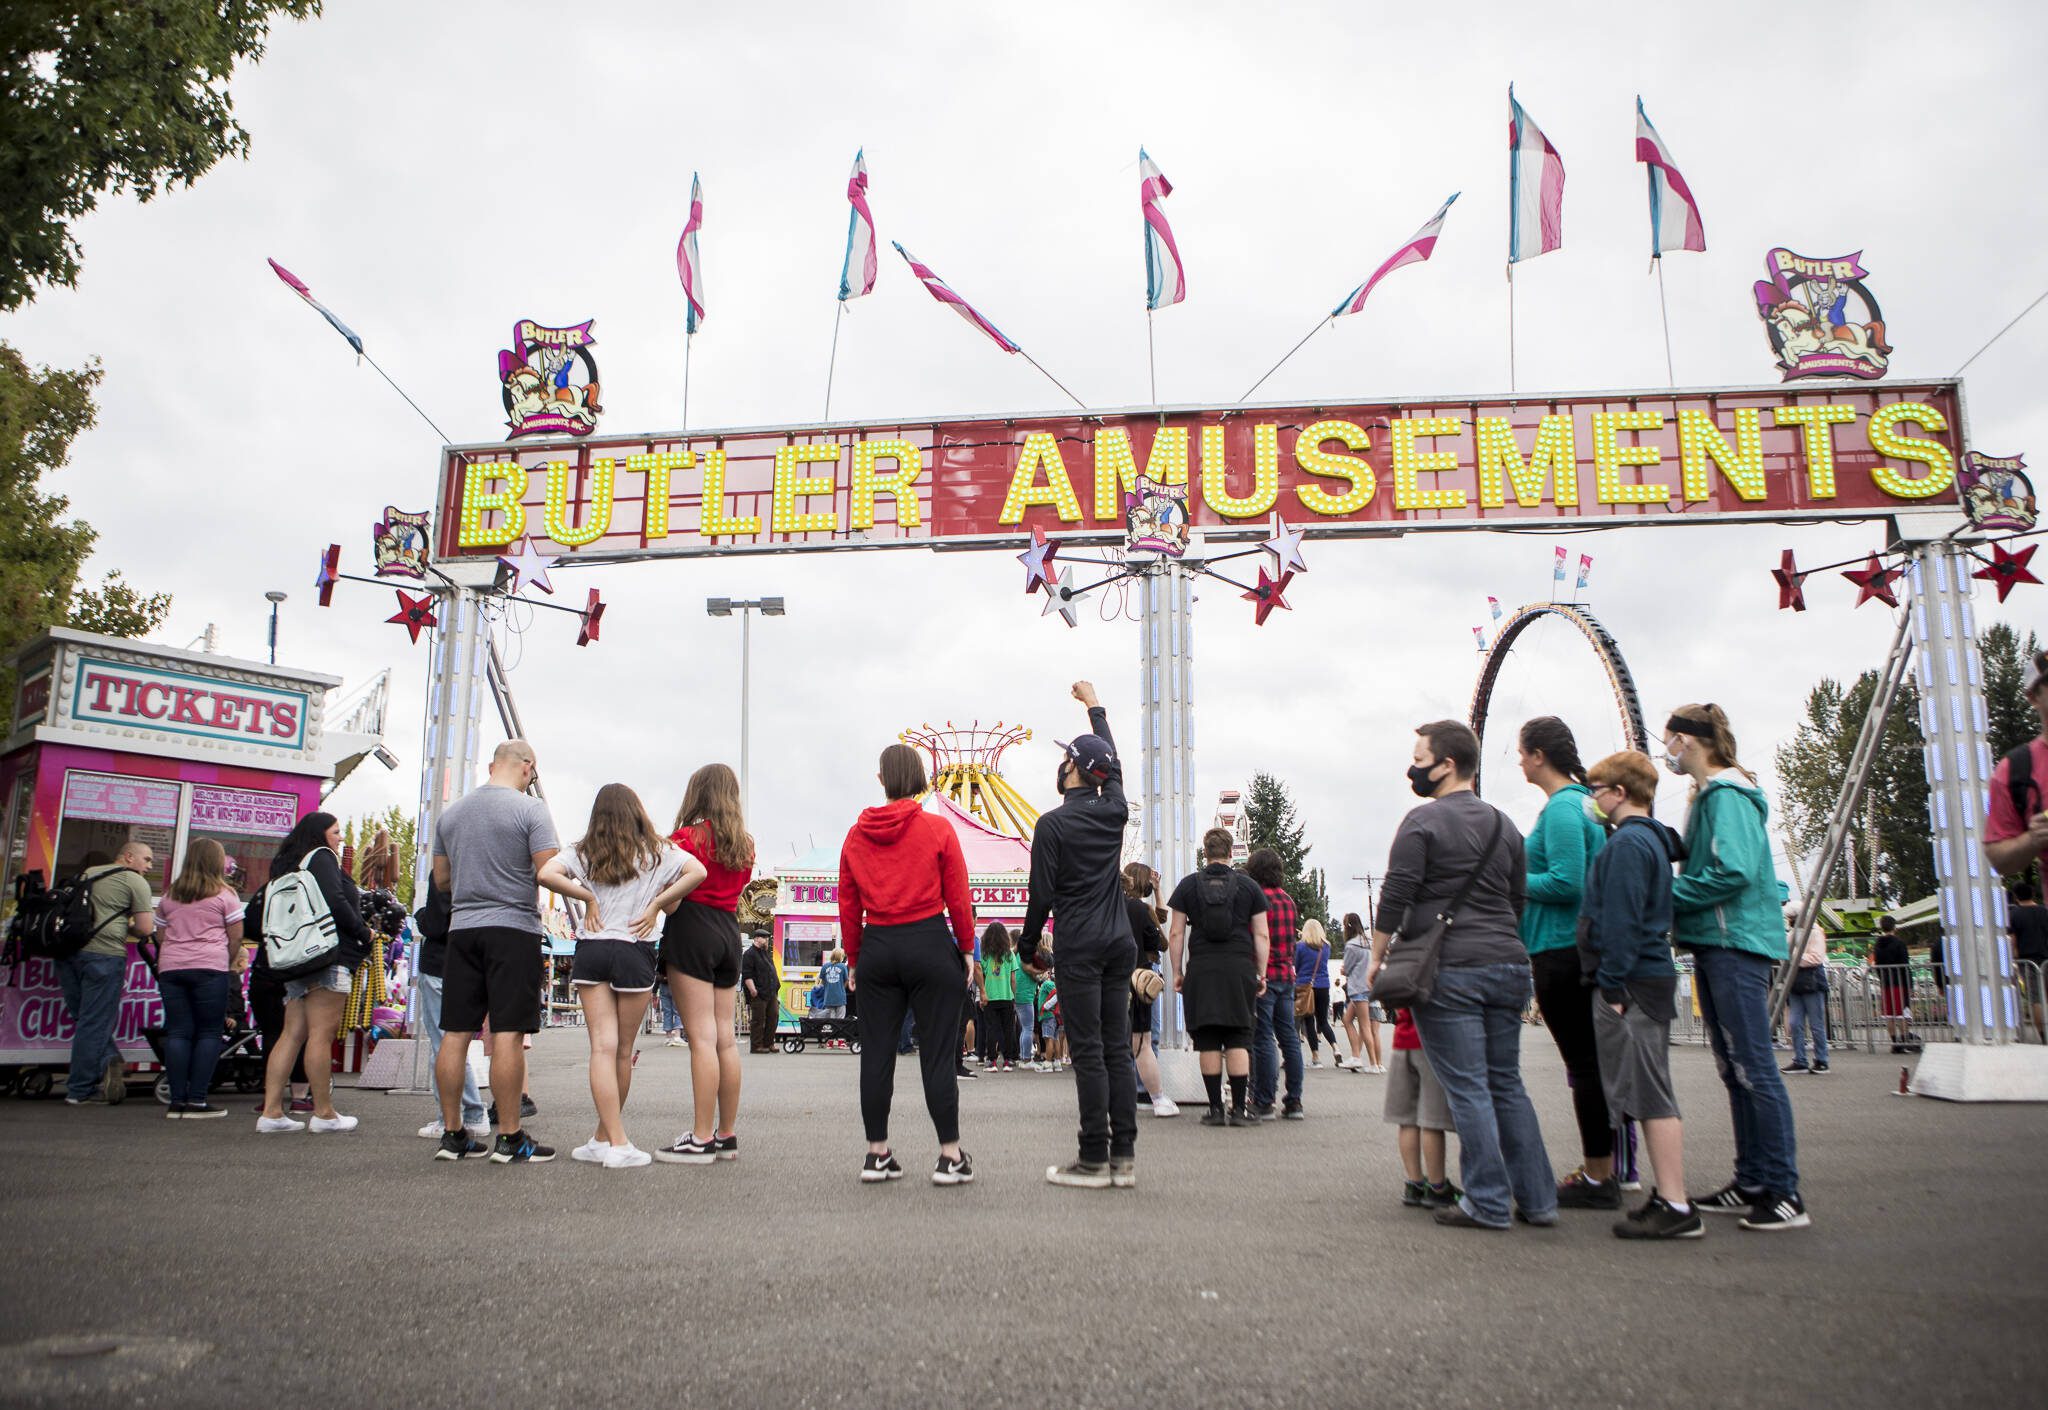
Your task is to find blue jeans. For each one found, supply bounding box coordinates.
[1253,981,1303,1108]
[417,974,486,1127]
[157,969,233,1105]
[1693,946,1800,1195]
[656,985,682,1034]
[1414,962,1556,1228]
[56,951,127,1101]
[1015,996,1035,1060]
[1787,987,1828,1067]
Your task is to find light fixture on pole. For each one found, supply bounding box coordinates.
[706,596,786,820]
[264,591,288,665]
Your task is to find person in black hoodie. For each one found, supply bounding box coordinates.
[1020,681,1139,1190]
[255,813,372,1135]
[1577,751,1696,1241]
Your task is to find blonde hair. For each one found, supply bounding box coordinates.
[579,783,668,886]
[1301,918,1329,949]
[674,763,755,871]
[169,838,229,904]
[1669,702,1757,789]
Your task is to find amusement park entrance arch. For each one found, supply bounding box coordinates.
[421,377,2020,1063]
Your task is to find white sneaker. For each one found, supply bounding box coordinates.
[572,1137,613,1164]
[1309,1059,1324,1069]
[666,1036,685,1047]
[255,1115,304,1134]
[1150,1096,1180,1118]
[418,1120,447,1139]
[309,1113,358,1133]
[604,1143,652,1169]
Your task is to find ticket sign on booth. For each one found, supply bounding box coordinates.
[189,785,297,837]
[61,772,181,828]
[436,382,1967,561]
[70,657,309,751]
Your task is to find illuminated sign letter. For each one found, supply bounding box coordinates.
[1474,415,1577,509]
[998,432,1083,524]
[624,451,691,539]
[1199,424,1281,519]
[457,460,528,547]
[1590,411,1670,504]
[1866,402,1956,499]
[542,458,616,547]
[850,440,923,530]
[1390,417,1466,510]
[1292,421,1375,515]
[1094,426,1190,520]
[771,444,841,534]
[697,450,763,538]
[1771,403,1856,498]
[1678,409,1767,501]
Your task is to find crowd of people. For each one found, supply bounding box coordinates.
[45,651,2048,1243]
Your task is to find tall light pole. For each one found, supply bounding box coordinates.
[706,596,785,820]
[264,591,288,665]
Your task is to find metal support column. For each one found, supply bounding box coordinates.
[412,586,489,903]
[1138,562,1195,1049]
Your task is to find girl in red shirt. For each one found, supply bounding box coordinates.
[653,763,755,1166]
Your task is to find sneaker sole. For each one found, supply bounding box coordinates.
[653,1151,716,1165]
[489,1151,556,1164]
[1045,1169,1113,1189]
[1615,1223,1705,1240]
[859,1169,904,1182]
[931,1171,975,1185]
[433,1149,474,1161]
[180,1110,227,1120]
[1110,1171,1137,1188]
[1739,1212,1812,1231]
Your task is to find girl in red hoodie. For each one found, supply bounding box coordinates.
[839,743,978,1186]
[654,763,755,1166]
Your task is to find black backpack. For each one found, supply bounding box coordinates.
[12,869,129,962]
[1192,870,1239,943]
[2008,743,2041,823]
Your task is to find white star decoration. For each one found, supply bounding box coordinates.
[1261,512,1309,576]
[1040,566,1089,627]
[497,536,558,596]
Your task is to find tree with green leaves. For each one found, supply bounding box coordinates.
[1242,772,1327,928]
[1982,622,2043,761]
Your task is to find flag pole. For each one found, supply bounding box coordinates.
[1021,352,1088,411]
[1507,262,1517,394]
[824,300,846,421]
[1653,256,1677,388]
[361,353,457,445]
[1238,316,1328,404]
[682,332,693,431]
[1147,307,1157,406]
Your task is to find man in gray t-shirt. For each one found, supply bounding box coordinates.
[429,740,561,1163]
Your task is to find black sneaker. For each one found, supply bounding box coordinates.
[955,1067,977,1081]
[164,1103,186,1120]
[1045,1159,1112,1189]
[1739,1191,1811,1231]
[1281,1099,1305,1121]
[1615,1192,1704,1240]
[1109,1157,1137,1189]
[1250,1102,1278,1122]
[655,1135,718,1165]
[1433,1204,1509,1230]
[1782,1062,1810,1073]
[1695,1180,1763,1215]
[1200,1106,1229,1126]
[102,1058,127,1104]
[490,1130,554,1164]
[1424,1180,1463,1209]
[487,1096,542,1125]
[1810,1062,1830,1073]
[436,1128,488,1161]
[1402,1179,1431,1208]
[1555,1166,1622,1210]
[860,1151,905,1183]
[933,1151,975,1185]
[180,1101,227,1120]
[713,1133,739,1161]
[1227,1105,1260,1127]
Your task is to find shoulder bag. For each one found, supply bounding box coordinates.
[1372,810,1507,1011]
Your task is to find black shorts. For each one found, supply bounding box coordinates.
[1191,1023,1253,1052]
[661,901,741,989]
[571,938,658,992]
[442,926,544,1034]
[1131,995,1154,1033]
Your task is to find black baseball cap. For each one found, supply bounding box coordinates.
[1055,733,1116,781]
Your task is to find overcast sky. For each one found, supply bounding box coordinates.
[6,0,2044,915]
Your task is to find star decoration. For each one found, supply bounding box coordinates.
[315,544,341,607]
[1040,566,1089,627]
[1973,541,2041,603]
[1261,512,1309,575]
[1841,554,1903,609]
[576,588,605,647]
[1018,527,1060,595]
[1772,548,1807,612]
[1243,566,1295,626]
[497,536,557,596]
[387,589,438,644]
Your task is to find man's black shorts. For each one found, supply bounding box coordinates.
[441,926,544,1034]
[661,901,741,989]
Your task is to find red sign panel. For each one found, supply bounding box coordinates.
[435,382,1965,562]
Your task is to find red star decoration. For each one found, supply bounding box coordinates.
[387,589,438,644]
[1243,566,1294,626]
[315,544,341,607]
[1973,541,2041,603]
[1772,548,1807,612]
[1840,554,1903,608]
[576,588,605,647]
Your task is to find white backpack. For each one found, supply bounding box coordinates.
[262,846,343,979]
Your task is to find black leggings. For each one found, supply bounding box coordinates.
[982,997,1019,1063]
[1298,987,1339,1054]
[855,917,967,1145]
[247,967,306,1085]
[1531,947,1614,1162]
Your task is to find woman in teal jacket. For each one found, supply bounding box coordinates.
[1517,717,1620,1206]
[1666,703,1808,1231]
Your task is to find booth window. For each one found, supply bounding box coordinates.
[189,785,298,894]
[53,771,176,893]
[781,919,838,969]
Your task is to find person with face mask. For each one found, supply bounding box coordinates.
[1366,720,1554,1231]
[1663,703,1810,1231]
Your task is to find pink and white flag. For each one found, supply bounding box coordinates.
[1576,553,1593,590]
[1473,626,1489,653]
[1552,545,1568,581]
[1507,86,1564,263]
[1333,192,1459,317]
[1635,98,1705,257]
[891,242,1020,353]
[676,173,705,333]
[838,150,878,301]
[1140,148,1186,310]
[1487,595,1502,621]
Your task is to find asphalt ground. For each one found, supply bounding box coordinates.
[0,1030,2044,1409]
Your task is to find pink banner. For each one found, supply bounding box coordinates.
[190,785,297,838]
[63,773,180,827]
[0,951,162,1058]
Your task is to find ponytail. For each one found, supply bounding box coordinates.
[1518,715,1589,787]
[1668,702,1757,789]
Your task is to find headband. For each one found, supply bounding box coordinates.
[1665,711,1718,739]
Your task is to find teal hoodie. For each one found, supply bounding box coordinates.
[1670,774,1787,959]
[1521,782,1604,955]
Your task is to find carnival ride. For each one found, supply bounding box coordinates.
[1468,600,1648,796]
[901,721,1041,838]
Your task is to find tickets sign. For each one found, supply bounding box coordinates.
[70,657,309,751]
[436,382,1965,562]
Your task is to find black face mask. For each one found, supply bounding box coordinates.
[1406,762,1441,798]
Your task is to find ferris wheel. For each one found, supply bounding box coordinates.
[1467,602,1649,796]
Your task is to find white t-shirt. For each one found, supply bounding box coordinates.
[560,843,686,944]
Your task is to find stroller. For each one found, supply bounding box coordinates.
[782,1014,862,1054]
[135,939,268,1106]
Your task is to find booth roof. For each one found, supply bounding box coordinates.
[779,793,1032,878]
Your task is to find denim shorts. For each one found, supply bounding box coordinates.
[283,964,354,1002]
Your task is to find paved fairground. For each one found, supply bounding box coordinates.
[1,1032,2043,1409]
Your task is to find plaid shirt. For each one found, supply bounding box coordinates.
[1261,886,1298,982]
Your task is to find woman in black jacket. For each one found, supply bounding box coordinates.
[255,813,371,1134]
